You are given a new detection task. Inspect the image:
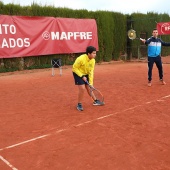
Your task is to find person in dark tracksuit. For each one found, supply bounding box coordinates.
[141,28,170,87]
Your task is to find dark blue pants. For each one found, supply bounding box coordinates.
[148,56,163,81]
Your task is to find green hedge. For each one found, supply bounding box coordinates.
[0,2,170,72]
[129,12,170,58]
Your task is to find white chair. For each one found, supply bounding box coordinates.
[51,58,62,76]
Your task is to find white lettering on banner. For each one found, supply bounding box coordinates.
[42,31,50,40]
[1,39,9,48]
[1,38,30,48]
[67,32,73,39]
[0,23,31,49]
[0,24,16,34]
[160,23,170,34]
[60,32,67,40]
[165,26,170,31]
[51,32,92,40]
[85,32,92,39]
[73,32,79,39]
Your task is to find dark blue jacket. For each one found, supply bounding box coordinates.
[145,36,170,57]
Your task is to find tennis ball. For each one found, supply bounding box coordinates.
[130,32,133,36]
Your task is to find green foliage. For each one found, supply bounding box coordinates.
[128,12,170,58]
[112,13,127,60]
[1,2,170,72]
[0,67,18,73]
[0,58,22,72]
[96,11,114,61]
[93,11,126,62]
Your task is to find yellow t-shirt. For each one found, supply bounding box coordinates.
[72,54,95,85]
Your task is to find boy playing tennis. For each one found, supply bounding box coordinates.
[72,46,104,111]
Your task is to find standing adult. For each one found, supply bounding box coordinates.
[141,28,170,86]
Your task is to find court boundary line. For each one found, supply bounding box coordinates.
[0,94,170,170]
[0,94,170,153]
[0,155,18,170]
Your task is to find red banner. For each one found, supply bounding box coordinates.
[157,22,170,35]
[0,15,98,58]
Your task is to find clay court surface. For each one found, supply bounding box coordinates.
[0,57,170,170]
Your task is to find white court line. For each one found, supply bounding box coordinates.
[157,99,164,102]
[123,105,142,112]
[161,95,170,99]
[0,94,170,153]
[0,155,18,170]
[97,113,116,120]
[4,134,50,150]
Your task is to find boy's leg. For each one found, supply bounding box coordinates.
[78,85,86,104]
[73,72,88,111]
[76,85,85,111]
[85,85,96,101]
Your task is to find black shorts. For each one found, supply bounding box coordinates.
[73,72,89,85]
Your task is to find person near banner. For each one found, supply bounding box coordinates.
[72,46,104,111]
[141,28,170,87]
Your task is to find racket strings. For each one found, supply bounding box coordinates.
[92,89,103,102]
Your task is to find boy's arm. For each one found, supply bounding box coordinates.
[88,60,95,85]
[72,58,84,77]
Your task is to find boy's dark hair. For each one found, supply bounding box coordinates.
[86,46,96,54]
[153,28,158,31]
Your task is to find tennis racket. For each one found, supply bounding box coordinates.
[86,81,104,103]
[127,29,143,40]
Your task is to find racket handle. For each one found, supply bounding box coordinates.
[86,80,93,88]
[86,80,90,86]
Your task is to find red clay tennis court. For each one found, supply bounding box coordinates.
[0,57,170,170]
